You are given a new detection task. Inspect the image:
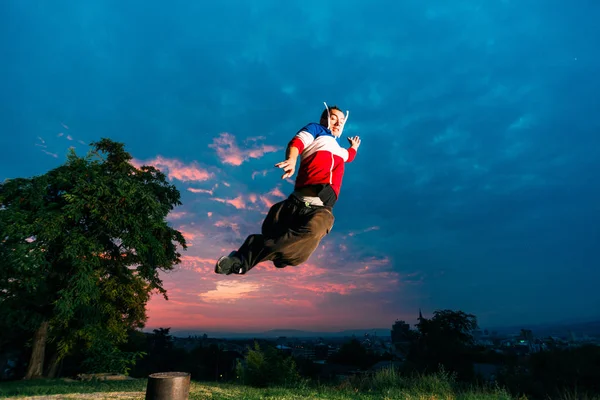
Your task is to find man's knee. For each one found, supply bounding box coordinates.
[306,209,335,235]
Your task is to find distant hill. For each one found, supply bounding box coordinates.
[161,317,600,340]
[486,318,600,338]
[167,328,392,339]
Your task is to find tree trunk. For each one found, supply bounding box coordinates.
[45,351,61,378]
[24,320,49,380]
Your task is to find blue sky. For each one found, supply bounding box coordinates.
[1,0,599,332]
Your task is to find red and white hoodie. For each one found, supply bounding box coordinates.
[288,122,357,199]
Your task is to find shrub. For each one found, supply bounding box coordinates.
[236,341,301,388]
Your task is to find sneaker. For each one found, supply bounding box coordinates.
[215,251,242,275]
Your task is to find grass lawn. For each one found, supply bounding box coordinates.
[0,370,520,400]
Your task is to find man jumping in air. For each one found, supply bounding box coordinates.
[215,103,361,275]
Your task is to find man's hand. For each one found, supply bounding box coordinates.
[347,136,361,150]
[275,158,297,179]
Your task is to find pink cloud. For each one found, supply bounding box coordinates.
[209,133,281,166]
[211,195,247,210]
[269,186,286,199]
[260,195,274,208]
[176,225,205,246]
[132,156,213,183]
[214,219,240,235]
[179,255,217,274]
[167,211,189,221]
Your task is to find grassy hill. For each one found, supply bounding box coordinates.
[2,367,597,400]
[0,369,524,400]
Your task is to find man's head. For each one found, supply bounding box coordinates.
[320,104,347,137]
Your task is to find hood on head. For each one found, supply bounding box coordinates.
[323,101,349,138]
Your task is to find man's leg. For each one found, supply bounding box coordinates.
[216,198,334,274]
[266,205,334,268]
[215,200,288,275]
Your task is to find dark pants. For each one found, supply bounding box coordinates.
[235,195,335,273]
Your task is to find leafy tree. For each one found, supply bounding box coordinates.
[328,339,378,369]
[0,139,186,379]
[236,342,300,388]
[410,309,478,380]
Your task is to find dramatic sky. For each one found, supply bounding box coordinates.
[1,0,599,333]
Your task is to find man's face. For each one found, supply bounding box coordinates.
[327,109,346,137]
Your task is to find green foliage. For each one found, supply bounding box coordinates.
[237,341,301,388]
[80,339,146,375]
[0,138,187,377]
[409,309,478,380]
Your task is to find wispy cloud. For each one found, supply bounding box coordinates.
[180,255,217,274]
[347,226,380,237]
[167,211,190,221]
[42,150,58,158]
[252,170,270,179]
[214,218,241,235]
[188,187,214,195]
[211,195,247,210]
[132,156,214,183]
[176,225,205,246]
[268,186,286,199]
[209,133,281,166]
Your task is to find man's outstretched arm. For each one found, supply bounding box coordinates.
[275,143,300,179]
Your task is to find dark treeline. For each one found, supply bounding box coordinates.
[2,311,600,399]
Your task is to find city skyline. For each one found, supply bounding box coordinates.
[1,1,599,332]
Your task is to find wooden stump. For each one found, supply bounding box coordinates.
[145,372,191,400]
